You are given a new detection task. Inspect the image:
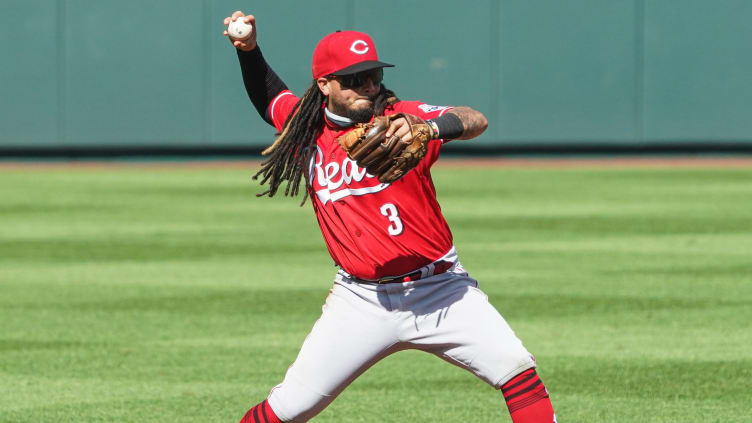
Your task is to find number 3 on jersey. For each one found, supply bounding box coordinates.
[380,203,404,236]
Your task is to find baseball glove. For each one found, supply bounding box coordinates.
[336,113,435,183]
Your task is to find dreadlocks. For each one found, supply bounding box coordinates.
[253,82,399,205]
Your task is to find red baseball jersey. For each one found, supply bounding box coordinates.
[268,90,455,280]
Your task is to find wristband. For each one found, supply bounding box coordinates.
[427,120,440,139]
[427,113,464,140]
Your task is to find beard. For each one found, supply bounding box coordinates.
[329,94,377,123]
[345,104,376,123]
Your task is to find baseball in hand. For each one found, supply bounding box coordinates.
[228,18,253,41]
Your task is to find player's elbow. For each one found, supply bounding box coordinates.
[476,113,488,135]
[464,110,488,139]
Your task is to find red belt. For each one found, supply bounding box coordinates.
[376,260,454,284]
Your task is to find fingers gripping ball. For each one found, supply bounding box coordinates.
[337,113,435,183]
[228,18,253,41]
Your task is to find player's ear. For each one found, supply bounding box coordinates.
[316,77,331,97]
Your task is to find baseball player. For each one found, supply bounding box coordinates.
[223,11,557,423]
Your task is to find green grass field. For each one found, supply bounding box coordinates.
[1,162,751,422]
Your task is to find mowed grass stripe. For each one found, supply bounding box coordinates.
[1,164,751,422]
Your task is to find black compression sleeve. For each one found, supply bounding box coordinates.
[427,112,464,140]
[236,46,288,126]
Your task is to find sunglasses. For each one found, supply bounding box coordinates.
[330,68,384,89]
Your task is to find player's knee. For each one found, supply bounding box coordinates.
[495,351,537,388]
[267,382,334,422]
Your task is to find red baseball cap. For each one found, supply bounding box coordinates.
[312,30,394,79]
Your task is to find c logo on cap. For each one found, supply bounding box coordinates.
[350,40,369,55]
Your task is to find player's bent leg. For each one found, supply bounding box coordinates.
[406,273,536,386]
[402,272,556,422]
[264,281,401,422]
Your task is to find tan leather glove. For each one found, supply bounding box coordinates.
[336,113,436,183]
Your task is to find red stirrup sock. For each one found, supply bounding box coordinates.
[239,399,283,423]
[501,368,557,423]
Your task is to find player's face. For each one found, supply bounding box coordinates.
[320,69,384,123]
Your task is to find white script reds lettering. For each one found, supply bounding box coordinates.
[310,146,389,204]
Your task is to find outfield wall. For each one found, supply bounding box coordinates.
[1,0,751,152]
